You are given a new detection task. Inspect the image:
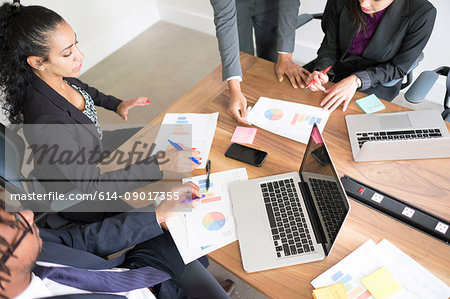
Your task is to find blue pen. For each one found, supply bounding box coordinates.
[168,139,201,165]
[182,194,206,204]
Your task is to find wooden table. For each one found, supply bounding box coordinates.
[150,53,450,298]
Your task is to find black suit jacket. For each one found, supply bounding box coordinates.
[313,0,436,100]
[22,76,163,199]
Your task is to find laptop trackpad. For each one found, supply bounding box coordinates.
[378,114,412,129]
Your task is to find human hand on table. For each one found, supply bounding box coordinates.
[319,75,358,112]
[275,53,310,88]
[228,79,251,125]
[116,96,150,121]
[155,181,201,223]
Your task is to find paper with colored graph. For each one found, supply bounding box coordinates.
[166,168,248,264]
[311,239,450,299]
[160,113,218,169]
[246,97,330,144]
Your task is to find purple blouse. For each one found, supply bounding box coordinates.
[348,9,386,55]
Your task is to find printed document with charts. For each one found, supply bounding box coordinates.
[166,168,248,264]
[311,239,450,299]
[247,97,330,144]
[158,113,219,169]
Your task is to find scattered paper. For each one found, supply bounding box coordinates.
[166,168,248,264]
[231,126,257,144]
[246,97,330,144]
[361,268,402,299]
[311,239,450,299]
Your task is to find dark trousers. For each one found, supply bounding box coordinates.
[236,0,279,63]
[122,229,228,299]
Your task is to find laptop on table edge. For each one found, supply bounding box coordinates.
[228,124,350,273]
[345,110,450,162]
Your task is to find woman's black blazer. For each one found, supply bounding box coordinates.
[313,0,436,100]
[22,76,162,196]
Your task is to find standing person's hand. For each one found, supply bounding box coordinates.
[320,75,359,112]
[117,96,150,121]
[155,182,202,223]
[275,53,310,88]
[228,79,251,125]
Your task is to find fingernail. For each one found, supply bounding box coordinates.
[192,148,197,150]
[146,100,150,104]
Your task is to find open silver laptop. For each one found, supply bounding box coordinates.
[346,110,450,162]
[228,124,350,273]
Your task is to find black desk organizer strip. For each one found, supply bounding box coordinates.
[340,175,450,245]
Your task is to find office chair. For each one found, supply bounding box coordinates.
[296,6,421,90]
[404,66,450,121]
[1,124,82,220]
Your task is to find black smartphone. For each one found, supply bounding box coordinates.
[224,143,268,167]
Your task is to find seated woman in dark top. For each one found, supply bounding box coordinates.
[305,0,436,112]
[0,1,199,218]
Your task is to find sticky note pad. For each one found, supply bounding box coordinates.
[355,94,385,114]
[312,283,348,299]
[231,126,257,144]
[361,267,402,299]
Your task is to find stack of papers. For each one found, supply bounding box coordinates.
[311,239,450,299]
[166,168,248,264]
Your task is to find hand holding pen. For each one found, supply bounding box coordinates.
[305,66,332,91]
[159,140,201,172]
[182,159,211,204]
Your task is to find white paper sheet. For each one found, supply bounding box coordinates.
[166,168,248,264]
[311,239,450,299]
[247,97,330,144]
[159,112,219,169]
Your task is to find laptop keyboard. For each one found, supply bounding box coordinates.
[261,178,315,259]
[309,178,347,243]
[356,128,442,148]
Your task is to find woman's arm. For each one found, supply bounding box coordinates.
[68,78,122,111]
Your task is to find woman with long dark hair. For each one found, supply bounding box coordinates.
[0,1,199,207]
[305,0,436,112]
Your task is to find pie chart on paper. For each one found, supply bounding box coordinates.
[202,212,226,231]
[264,108,283,121]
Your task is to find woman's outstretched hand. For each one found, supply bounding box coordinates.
[117,96,150,121]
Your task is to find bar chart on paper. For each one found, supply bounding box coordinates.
[247,97,330,144]
[290,113,322,126]
[312,239,450,299]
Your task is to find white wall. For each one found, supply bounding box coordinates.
[157,0,450,105]
[19,0,160,73]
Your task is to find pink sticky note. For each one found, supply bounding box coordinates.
[231,126,257,144]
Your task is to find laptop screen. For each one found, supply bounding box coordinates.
[299,124,350,255]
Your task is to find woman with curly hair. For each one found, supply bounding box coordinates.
[0,1,199,222]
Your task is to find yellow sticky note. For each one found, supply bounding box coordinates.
[361,267,402,299]
[312,283,349,299]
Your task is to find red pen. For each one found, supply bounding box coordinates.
[306,66,332,89]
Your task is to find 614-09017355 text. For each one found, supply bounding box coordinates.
[9,191,180,202]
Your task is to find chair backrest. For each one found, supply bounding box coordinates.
[0,124,27,194]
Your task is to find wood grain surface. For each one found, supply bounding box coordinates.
[119,53,450,298]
